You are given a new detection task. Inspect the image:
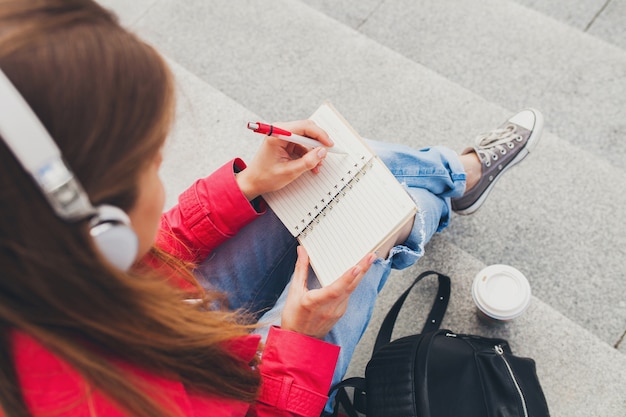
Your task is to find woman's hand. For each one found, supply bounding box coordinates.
[280,247,377,339]
[235,119,335,200]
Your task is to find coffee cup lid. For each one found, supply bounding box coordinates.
[472,264,531,320]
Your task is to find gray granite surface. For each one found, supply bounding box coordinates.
[301,0,626,170]
[587,0,626,50]
[512,0,626,50]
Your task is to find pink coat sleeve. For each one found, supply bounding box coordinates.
[157,158,266,263]
[254,327,340,417]
[11,332,194,417]
[7,328,339,417]
[10,329,340,417]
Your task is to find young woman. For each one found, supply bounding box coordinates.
[0,1,542,416]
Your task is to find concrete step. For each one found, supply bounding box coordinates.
[159,60,260,208]
[300,0,626,171]
[166,57,626,417]
[98,0,157,26]
[127,0,626,351]
[510,0,626,51]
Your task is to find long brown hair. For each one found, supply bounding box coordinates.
[0,1,260,416]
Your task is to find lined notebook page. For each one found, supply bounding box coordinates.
[300,158,416,286]
[263,104,374,236]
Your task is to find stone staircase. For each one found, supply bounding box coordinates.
[100,0,626,415]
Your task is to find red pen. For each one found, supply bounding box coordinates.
[247,122,347,154]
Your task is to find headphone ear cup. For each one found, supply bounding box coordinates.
[89,205,138,271]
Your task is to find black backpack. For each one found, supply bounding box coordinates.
[331,271,550,417]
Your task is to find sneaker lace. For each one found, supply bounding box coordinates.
[474,124,522,166]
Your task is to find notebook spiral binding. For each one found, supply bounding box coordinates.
[299,157,374,239]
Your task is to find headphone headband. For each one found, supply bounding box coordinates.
[0,68,138,270]
[0,69,94,220]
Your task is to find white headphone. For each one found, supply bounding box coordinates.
[0,69,138,270]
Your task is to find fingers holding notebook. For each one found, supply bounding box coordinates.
[280,246,376,339]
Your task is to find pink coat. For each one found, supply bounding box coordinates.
[9,159,340,417]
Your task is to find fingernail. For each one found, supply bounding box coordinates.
[316,147,327,158]
[352,265,362,276]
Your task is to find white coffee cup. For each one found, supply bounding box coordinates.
[471,264,531,323]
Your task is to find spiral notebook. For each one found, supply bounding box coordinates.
[263,103,417,286]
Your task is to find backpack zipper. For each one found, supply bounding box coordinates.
[495,345,529,417]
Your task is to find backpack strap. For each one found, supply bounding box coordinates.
[330,377,367,417]
[329,271,451,416]
[373,271,451,353]
[414,328,451,417]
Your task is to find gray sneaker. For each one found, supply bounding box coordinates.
[451,109,544,215]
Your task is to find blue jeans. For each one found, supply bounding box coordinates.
[195,142,466,414]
